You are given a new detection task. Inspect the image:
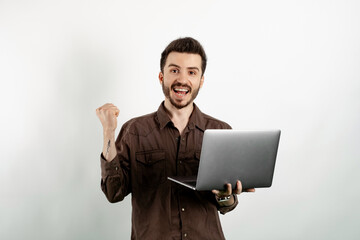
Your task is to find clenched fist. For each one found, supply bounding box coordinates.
[96,103,120,132]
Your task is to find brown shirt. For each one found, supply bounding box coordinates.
[100,102,238,240]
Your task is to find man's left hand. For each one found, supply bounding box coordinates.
[212,180,255,206]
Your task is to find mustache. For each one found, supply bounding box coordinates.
[171,82,191,91]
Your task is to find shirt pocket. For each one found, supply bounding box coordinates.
[135,150,166,188]
[180,151,201,176]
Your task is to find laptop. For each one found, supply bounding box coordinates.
[167,129,281,191]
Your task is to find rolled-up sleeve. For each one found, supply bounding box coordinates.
[100,154,121,179]
[217,194,238,215]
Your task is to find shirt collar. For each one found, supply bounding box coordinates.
[156,101,206,132]
[157,102,172,129]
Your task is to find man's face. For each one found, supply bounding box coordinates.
[159,52,204,109]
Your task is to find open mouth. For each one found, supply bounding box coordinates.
[173,87,190,97]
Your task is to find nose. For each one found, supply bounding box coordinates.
[178,71,188,84]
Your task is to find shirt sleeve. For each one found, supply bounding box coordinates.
[100,126,131,203]
[217,194,238,215]
[100,153,121,179]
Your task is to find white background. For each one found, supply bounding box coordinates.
[1,0,359,239]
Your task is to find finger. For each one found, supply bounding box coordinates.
[244,188,256,192]
[226,183,232,195]
[114,108,120,117]
[213,183,233,197]
[100,103,115,110]
[106,106,119,116]
[103,107,118,115]
[212,188,227,197]
[212,189,219,195]
[96,106,106,114]
[96,107,104,117]
[234,180,242,195]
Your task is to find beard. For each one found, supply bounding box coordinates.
[162,81,201,109]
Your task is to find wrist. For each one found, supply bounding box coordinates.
[216,195,231,202]
[103,129,115,139]
[216,194,235,206]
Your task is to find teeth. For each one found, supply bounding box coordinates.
[174,88,189,92]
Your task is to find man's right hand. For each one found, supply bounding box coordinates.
[96,103,120,132]
[96,103,120,161]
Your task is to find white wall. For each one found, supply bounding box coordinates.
[1,0,359,239]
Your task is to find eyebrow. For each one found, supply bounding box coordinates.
[168,63,200,72]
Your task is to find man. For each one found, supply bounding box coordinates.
[96,37,255,240]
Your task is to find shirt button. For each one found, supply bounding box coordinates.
[179,161,182,164]
[181,208,185,212]
[115,167,118,170]
[184,233,187,237]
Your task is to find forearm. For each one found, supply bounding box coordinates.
[102,130,117,161]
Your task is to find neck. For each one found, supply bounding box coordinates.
[164,99,194,135]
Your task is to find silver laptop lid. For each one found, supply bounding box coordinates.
[195,129,281,191]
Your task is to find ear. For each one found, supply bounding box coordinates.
[200,75,204,88]
[158,72,164,84]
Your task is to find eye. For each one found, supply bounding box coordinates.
[189,71,196,75]
[171,69,179,73]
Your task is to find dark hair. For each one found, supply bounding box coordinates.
[160,37,207,76]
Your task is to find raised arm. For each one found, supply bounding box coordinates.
[96,103,120,161]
